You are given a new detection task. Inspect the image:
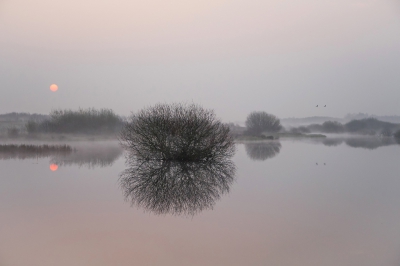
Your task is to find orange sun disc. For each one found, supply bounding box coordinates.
[49,164,59,171]
[50,84,58,92]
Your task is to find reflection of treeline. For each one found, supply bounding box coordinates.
[0,144,72,160]
[291,118,400,136]
[344,138,398,150]
[0,143,123,167]
[50,144,123,168]
[26,108,124,135]
[314,137,400,150]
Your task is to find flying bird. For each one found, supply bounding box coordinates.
[316,105,318,107]
[324,105,326,107]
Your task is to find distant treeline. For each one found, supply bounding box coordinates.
[2,108,400,138]
[26,108,124,135]
[290,118,400,136]
[0,112,49,122]
[282,113,400,126]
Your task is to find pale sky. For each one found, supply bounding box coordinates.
[1,0,400,122]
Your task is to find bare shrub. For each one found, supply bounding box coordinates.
[321,121,345,133]
[7,127,19,138]
[245,111,282,135]
[120,103,235,162]
[290,126,310,134]
[394,130,400,139]
[26,121,38,134]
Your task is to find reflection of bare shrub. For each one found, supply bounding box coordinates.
[51,144,123,168]
[322,138,344,147]
[0,144,72,160]
[120,103,234,162]
[245,141,281,161]
[120,158,235,215]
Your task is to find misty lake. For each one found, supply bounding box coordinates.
[1,138,400,266]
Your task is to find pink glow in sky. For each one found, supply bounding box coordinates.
[0,0,399,121]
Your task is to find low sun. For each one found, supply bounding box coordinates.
[50,84,58,92]
[49,164,59,171]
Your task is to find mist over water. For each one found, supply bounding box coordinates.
[0,141,123,168]
[51,142,123,168]
[1,0,400,264]
[1,139,400,265]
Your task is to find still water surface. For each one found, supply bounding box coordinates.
[1,139,400,266]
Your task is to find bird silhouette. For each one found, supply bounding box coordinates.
[316,163,318,165]
[316,105,318,107]
[324,105,326,107]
